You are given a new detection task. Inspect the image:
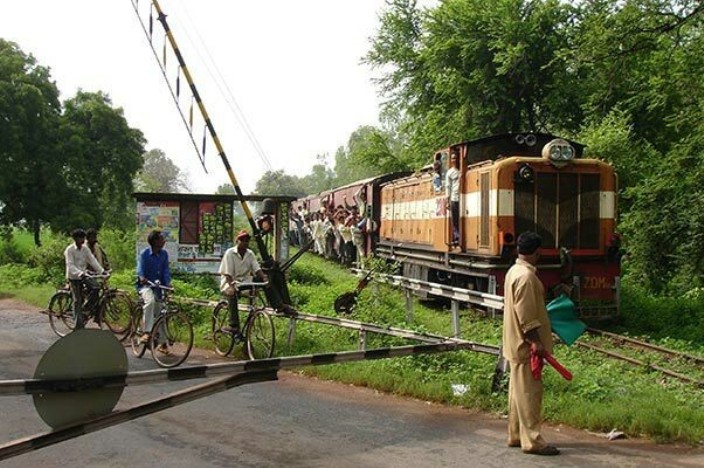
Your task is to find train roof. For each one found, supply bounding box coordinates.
[448,132,586,161]
[300,172,413,199]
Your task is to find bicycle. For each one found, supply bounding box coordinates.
[211,281,275,360]
[130,281,194,368]
[46,273,134,341]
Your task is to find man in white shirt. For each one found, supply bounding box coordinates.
[218,230,267,337]
[445,151,461,246]
[64,228,105,329]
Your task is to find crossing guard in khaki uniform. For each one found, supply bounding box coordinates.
[502,231,560,456]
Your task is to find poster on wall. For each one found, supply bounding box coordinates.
[199,201,233,256]
[136,201,180,263]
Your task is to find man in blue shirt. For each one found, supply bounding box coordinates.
[136,230,171,352]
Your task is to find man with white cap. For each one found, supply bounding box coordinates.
[218,230,267,337]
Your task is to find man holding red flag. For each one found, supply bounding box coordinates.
[502,231,560,456]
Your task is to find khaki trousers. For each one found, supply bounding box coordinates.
[507,361,547,451]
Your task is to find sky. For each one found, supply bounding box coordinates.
[0,0,407,194]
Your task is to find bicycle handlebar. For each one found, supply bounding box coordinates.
[144,279,174,292]
[234,281,269,290]
[84,271,111,279]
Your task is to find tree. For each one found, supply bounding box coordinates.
[300,162,335,195]
[254,170,306,197]
[0,39,63,245]
[134,148,190,194]
[366,0,580,160]
[53,91,145,232]
[215,183,236,195]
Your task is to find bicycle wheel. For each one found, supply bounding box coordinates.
[130,319,148,358]
[246,309,275,360]
[150,310,193,368]
[101,291,134,342]
[212,301,235,357]
[48,290,75,337]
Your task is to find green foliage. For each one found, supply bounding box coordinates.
[134,148,189,193]
[300,162,335,195]
[53,91,145,232]
[288,262,330,285]
[98,227,137,272]
[0,39,62,241]
[0,263,44,287]
[26,236,66,285]
[619,277,704,344]
[0,238,26,264]
[254,169,307,197]
[1,40,145,239]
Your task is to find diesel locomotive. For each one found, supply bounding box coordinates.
[296,133,621,319]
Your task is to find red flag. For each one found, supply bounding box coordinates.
[544,352,573,381]
[530,349,544,381]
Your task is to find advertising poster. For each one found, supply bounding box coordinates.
[136,201,180,263]
[198,201,234,256]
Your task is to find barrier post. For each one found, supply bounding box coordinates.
[287,318,296,347]
[451,300,460,337]
[405,289,414,323]
[358,330,367,350]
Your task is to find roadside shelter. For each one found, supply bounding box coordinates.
[133,192,295,273]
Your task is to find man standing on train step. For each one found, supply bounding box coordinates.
[502,231,559,456]
[445,150,460,246]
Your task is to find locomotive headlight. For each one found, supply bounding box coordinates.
[518,163,534,183]
[561,146,575,161]
[543,139,576,167]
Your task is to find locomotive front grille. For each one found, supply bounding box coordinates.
[515,172,600,250]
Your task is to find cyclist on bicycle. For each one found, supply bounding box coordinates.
[64,228,105,329]
[219,230,267,338]
[136,230,172,353]
[86,228,111,271]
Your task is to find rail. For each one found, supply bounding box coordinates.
[351,269,504,337]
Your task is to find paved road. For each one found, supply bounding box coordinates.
[1,299,703,467]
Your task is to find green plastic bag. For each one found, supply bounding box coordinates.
[547,295,586,346]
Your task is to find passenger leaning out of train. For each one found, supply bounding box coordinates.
[445,150,461,246]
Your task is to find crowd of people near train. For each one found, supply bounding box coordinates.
[289,194,375,268]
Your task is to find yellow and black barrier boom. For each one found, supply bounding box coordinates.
[131,0,290,307]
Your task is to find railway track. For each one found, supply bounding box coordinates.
[577,328,704,388]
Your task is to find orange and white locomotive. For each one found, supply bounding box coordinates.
[376,133,620,318]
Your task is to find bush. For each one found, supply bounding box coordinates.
[0,263,44,287]
[288,262,330,285]
[0,240,26,264]
[26,237,66,285]
[99,227,137,272]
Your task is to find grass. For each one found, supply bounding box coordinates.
[1,234,704,445]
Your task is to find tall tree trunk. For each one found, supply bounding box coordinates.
[33,219,41,247]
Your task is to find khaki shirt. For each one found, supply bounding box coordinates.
[502,258,553,363]
[89,242,110,271]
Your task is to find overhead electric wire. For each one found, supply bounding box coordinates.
[129,0,207,173]
[171,0,274,173]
